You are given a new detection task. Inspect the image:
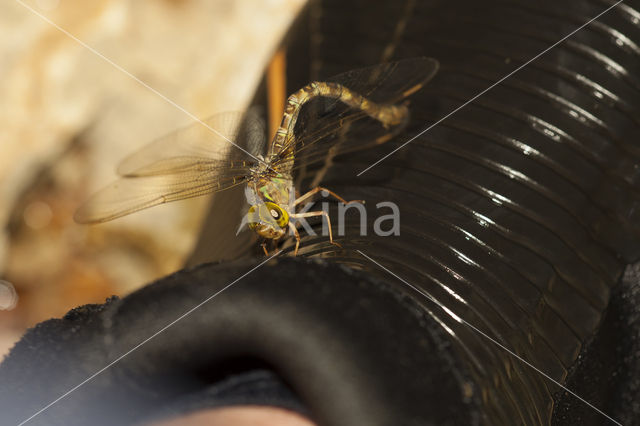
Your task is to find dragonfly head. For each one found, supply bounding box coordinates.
[247,201,289,240]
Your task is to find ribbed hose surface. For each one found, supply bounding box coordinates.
[288,0,640,423]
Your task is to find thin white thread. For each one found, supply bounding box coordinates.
[357,250,623,426]
[357,0,624,176]
[17,252,280,425]
[14,0,267,167]
[14,0,626,424]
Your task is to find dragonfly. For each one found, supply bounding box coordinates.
[75,57,439,255]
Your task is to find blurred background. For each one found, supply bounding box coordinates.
[0,0,305,357]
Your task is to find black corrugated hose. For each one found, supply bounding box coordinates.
[2,1,640,425]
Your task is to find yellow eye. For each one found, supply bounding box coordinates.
[265,202,289,228]
[247,202,289,229]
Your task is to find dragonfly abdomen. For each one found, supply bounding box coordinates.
[270,81,408,155]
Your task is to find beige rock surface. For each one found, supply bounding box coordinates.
[0,0,305,357]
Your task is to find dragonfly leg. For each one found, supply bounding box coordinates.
[262,240,283,256]
[294,186,363,207]
[291,210,341,249]
[288,221,301,255]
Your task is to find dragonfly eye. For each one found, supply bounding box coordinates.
[247,202,289,230]
[266,202,289,228]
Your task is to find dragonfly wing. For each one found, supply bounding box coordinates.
[118,111,264,177]
[270,57,439,173]
[75,165,249,224]
[284,108,390,173]
[244,107,268,157]
[321,57,439,104]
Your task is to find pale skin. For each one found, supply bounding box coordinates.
[149,406,317,426]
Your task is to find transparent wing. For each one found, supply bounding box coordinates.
[75,110,264,223]
[244,107,268,158]
[74,167,249,224]
[270,57,439,173]
[118,110,265,177]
